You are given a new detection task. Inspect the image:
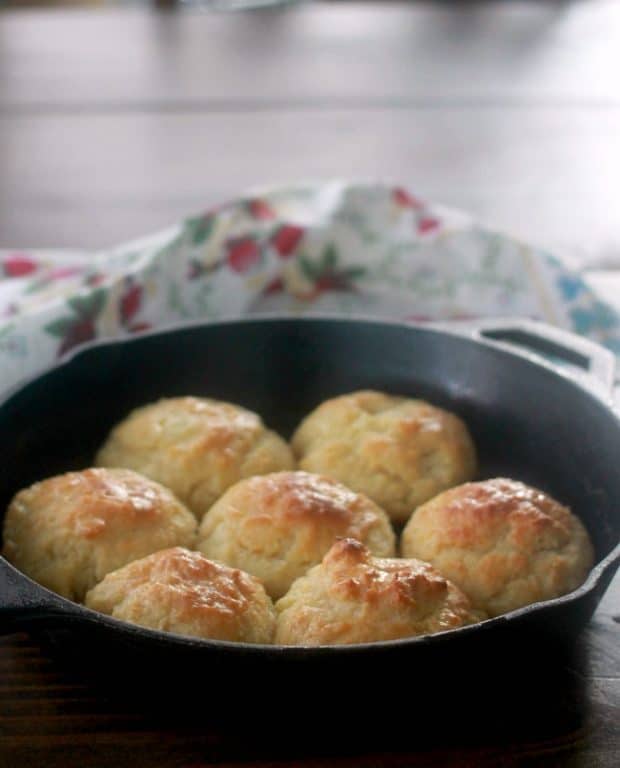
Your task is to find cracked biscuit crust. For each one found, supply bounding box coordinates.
[96,396,295,520]
[197,471,396,599]
[2,468,197,601]
[291,390,477,523]
[275,538,482,645]
[401,478,594,617]
[85,547,276,643]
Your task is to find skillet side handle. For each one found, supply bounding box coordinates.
[592,543,620,605]
[0,557,76,633]
[442,318,617,401]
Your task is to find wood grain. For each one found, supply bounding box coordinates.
[1,107,620,260]
[0,615,618,767]
[0,2,619,262]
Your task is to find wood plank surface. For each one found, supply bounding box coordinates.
[0,580,618,767]
[1,2,620,108]
[0,2,619,263]
[1,107,620,261]
[0,3,618,766]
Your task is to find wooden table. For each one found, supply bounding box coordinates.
[0,3,619,765]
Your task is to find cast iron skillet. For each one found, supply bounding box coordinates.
[0,317,618,704]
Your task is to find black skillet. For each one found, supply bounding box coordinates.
[0,316,618,710]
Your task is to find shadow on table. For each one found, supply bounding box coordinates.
[27,627,606,763]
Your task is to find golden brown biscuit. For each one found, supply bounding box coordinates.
[197,471,396,599]
[196,472,396,600]
[275,538,482,645]
[85,547,275,643]
[400,478,594,617]
[96,396,295,520]
[291,390,477,523]
[2,468,197,601]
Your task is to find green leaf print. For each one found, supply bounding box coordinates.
[185,216,215,246]
[24,278,49,295]
[342,266,366,281]
[299,255,319,280]
[322,244,338,270]
[44,317,75,338]
[68,288,105,319]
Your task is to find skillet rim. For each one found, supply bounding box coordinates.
[0,314,618,656]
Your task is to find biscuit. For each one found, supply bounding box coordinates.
[2,468,197,601]
[275,538,482,645]
[400,478,595,616]
[96,396,295,520]
[85,547,275,643]
[197,471,396,599]
[291,390,477,523]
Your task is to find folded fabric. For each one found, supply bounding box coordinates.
[1,181,619,396]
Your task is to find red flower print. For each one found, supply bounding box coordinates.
[417,216,441,235]
[45,289,106,357]
[128,322,151,334]
[262,277,284,296]
[270,225,304,259]
[226,238,261,274]
[393,188,424,210]
[120,280,143,326]
[58,319,96,357]
[297,246,365,301]
[47,267,82,281]
[247,199,276,220]
[3,254,38,278]
[314,274,355,294]
[85,273,106,287]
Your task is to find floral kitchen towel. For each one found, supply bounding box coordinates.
[1,181,619,396]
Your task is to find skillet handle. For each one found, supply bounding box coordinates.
[440,318,617,402]
[0,557,79,633]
